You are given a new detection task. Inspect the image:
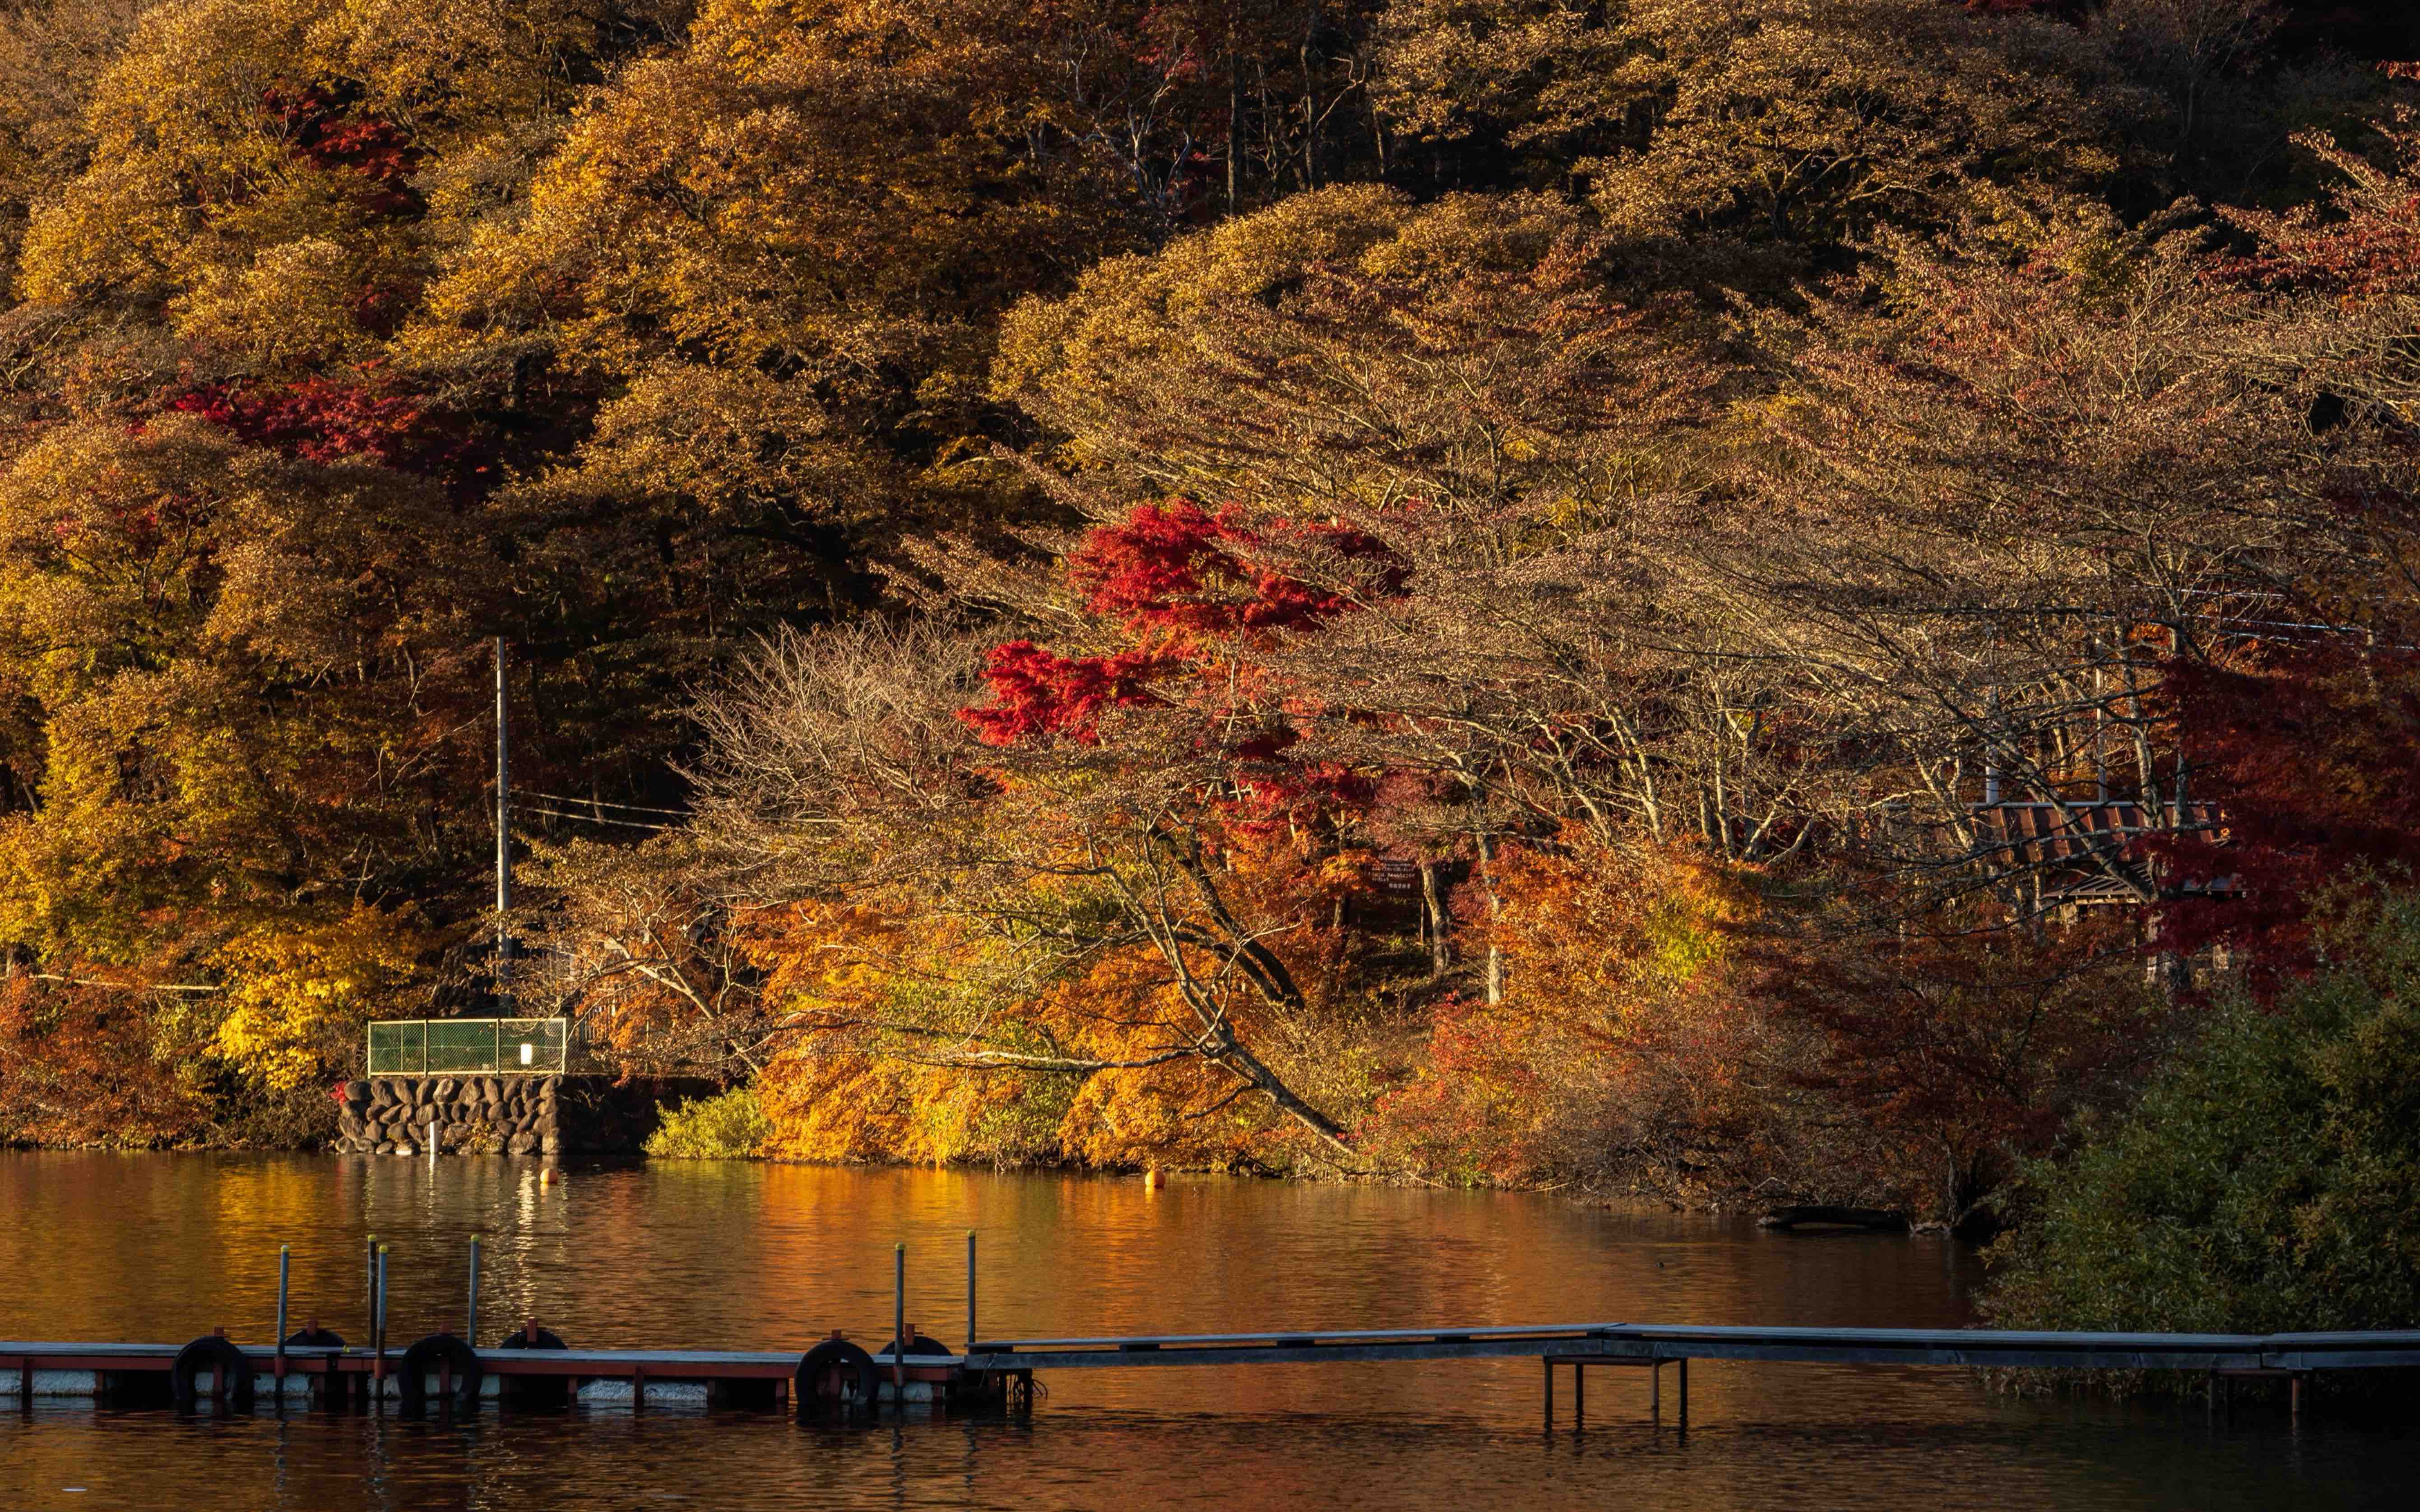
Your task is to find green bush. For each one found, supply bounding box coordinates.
[645,1087,771,1160]
[1985,887,2420,1365]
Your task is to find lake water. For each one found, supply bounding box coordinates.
[0,1151,2410,1508]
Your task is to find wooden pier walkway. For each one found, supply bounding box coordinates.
[966,1320,2420,1372]
[6,1237,2411,1427]
[967,1321,2420,1426]
[9,1322,2416,1427]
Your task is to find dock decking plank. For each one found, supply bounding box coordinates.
[12,1322,2419,1385]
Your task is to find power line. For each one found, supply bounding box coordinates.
[519,805,683,832]
[519,790,694,818]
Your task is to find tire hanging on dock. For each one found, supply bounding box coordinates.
[170,1336,256,1413]
[795,1338,880,1414]
[876,1334,971,1410]
[397,1332,483,1416]
[495,1325,568,1351]
[280,1326,345,1410]
[494,1322,570,1408]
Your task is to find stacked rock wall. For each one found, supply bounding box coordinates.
[336,1075,566,1156]
[334,1075,717,1156]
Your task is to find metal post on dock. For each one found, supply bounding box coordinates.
[468,1237,481,1344]
[375,1244,390,1398]
[893,1243,907,1410]
[363,1233,378,1410]
[276,1248,291,1392]
[965,1230,977,1354]
[274,1245,290,1405]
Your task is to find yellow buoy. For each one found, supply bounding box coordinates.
[1142,1167,1164,1190]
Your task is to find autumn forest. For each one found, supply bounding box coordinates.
[2,0,2419,1266]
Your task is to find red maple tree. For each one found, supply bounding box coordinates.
[961,498,1396,751]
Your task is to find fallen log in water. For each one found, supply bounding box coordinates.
[1756,1206,1911,1233]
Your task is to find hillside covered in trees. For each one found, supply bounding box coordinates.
[1,0,2417,1232]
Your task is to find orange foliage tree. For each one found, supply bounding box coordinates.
[0,979,204,1147]
[1368,832,1776,1189]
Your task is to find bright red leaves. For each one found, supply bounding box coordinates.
[1066,499,1374,636]
[960,642,1173,745]
[260,84,421,217]
[962,499,1402,749]
[169,378,423,467]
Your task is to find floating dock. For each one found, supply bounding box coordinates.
[9,1232,2411,1428]
[0,1341,966,1412]
[8,1322,2415,1427]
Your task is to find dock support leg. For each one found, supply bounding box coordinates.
[275,1245,289,1413]
[1650,1358,1660,1422]
[1678,1359,1688,1430]
[1542,1359,1553,1430]
[2291,1373,2303,1427]
[374,1244,389,1407]
[1575,1360,1585,1431]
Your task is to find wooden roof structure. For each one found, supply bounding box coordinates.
[1968,800,2233,905]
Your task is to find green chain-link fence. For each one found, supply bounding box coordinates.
[365,1018,570,1076]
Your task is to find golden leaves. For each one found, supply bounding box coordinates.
[211,901,427,1089]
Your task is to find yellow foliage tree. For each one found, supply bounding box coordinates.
[0,0,148,295]
[0,413,472,1006]
[211,903,427,1090]
[17,0,686,365]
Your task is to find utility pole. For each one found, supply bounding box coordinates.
[495,636,512,1012]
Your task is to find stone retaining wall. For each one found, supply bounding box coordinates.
[332,1075,710,1156]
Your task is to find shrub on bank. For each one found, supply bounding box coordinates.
[645,1087,771,1159]
[1984,884,2420,1378]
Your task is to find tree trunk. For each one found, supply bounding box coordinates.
[1476,834,1503,1005]
[1300,2,1321,190]
[1226,39,1241,215]
[1419,860,1451,978]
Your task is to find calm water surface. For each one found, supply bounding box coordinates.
[0,1151,2409,1509]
